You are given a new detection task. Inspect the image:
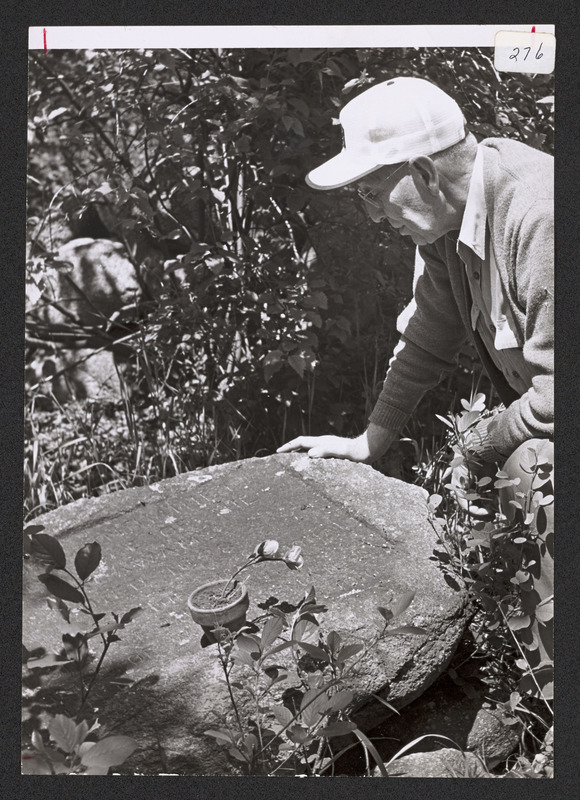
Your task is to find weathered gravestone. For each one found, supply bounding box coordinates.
[26,238,163,402]
[23,454,471,775]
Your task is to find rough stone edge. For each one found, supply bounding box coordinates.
[25,454,430,543]
[378,748,494,778]
[23,459,248,537]
[285,455,430,528]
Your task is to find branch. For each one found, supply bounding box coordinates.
[30,52,134,177]
[143,137,194,242]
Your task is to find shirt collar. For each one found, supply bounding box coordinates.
[457,145,487,261]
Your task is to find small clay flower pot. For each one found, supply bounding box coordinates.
[187,579,249,643]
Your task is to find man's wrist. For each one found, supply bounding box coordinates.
[353,424,397,463]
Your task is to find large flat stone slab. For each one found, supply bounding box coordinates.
[23,454,470,775]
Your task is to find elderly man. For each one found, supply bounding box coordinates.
[278,77,553,685]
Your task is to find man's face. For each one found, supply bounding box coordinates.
[356,163,456,246]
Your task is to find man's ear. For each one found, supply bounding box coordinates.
[409,156,439,195]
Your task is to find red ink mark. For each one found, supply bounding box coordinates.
[531,26,536,33]
[43,28,47,53]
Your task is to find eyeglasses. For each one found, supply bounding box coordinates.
[356,161,409,208]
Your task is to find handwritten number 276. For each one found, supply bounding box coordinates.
[510,42,544,62]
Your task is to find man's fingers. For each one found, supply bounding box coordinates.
[307,447,325,458]
[276,437,314,453]
[276,438,301,453]
[276,443,294,453]
[277,435,357,461]
[277,436,340,458]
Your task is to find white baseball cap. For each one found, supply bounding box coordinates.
[306,77,467,190]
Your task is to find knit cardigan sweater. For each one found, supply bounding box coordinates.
[369,138,554,461]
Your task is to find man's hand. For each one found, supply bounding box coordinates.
[276,424,397,464]
[277,434,370,462]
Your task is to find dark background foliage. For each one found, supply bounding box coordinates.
[24,46,554,519]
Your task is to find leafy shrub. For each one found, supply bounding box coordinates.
[22,714,137,775]
[417,395,554,706]
[23,525,141,710]
[203,583,426,776]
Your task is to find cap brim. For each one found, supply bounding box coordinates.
[306,151,384,190]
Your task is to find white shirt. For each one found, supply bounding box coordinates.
[457,146,532,396]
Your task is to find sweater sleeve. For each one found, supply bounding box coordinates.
[478,205,554,457]
[369,238,467,432]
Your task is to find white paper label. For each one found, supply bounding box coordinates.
[494,30,555,74]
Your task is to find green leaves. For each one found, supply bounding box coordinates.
[302,291,328,310]
[318,719,356,738]
[25,651,71,669]
[30,533,66,570]
[335,643,364,664]
[263,349,283,382]
[377,591,426,638]
[288,354,306,379]
[261,615,284,651]
[119,606,143,627]
[204,728,237,745]
[383,625,428,638]
[74,542,102,581]
[494,478,520,489]
[48,714,82,754]
[460,393,486,412]
[377,606,394,623]
[390,590,416,619]
[300,687,328,728]
[325,689,354,711]
[326,630,341,655]
[32,534,103,607]
[62,632,89,665]
[29,532,140,711]
[535,597,554,624]
[271,705,294,727]
[38,573,84,604]
[263,348,316,382]
[435,413,455,430]
[26,714,138,775]
[428,397,554,706]
[298,641,330,663]
[507,614,532,632]
[428,493,443,511]
[456,410,481,433]
[80,735,138,770]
